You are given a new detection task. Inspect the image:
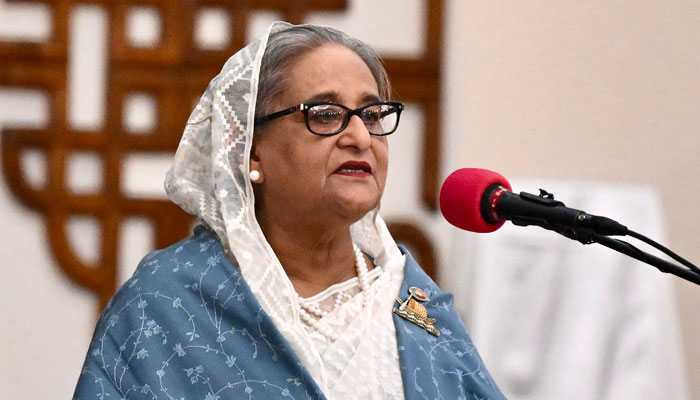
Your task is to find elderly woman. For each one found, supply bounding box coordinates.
[75,22,504,399]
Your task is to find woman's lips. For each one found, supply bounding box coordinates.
[334,161,372,177]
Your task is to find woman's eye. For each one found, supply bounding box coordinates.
[361,108,382,124]
[310,108,343,124]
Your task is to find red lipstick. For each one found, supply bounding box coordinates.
[334,161,372,177]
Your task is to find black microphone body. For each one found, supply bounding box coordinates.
[483,184,628,241]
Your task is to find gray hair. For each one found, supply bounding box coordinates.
[255,25,392,120]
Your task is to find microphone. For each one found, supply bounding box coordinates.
[439,168,700,286]
[439,168,628,239]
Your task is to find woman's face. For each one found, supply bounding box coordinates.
[252,44,389,226]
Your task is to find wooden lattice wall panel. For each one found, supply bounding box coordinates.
[0,0,443,311]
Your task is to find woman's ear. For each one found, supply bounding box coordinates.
[249,137,265,184]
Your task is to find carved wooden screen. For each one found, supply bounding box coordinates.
[0,0,443,311]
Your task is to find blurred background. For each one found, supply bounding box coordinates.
[1,0,698,398]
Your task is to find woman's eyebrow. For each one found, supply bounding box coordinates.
[362,93,381,103]
[305,91,339,103]
[304,91,381,105]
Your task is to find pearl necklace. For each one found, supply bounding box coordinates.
[298,244,370,341]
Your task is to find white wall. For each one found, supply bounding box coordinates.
[453,1,700,396]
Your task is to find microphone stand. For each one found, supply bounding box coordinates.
[550,226,700,286]
[589,234,700,286]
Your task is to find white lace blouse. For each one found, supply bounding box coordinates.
[296,253,407,399]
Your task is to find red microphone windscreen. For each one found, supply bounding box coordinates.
[439,168,512,233]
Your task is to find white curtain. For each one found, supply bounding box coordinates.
[442,179,690,400]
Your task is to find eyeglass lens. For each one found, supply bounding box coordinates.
[307,104,399,135]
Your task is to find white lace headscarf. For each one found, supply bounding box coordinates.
[164,21,404,392]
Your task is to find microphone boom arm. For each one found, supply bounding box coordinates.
[590,234,700,286]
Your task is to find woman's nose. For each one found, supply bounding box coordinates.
[337,115,372,150]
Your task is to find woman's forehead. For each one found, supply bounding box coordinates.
[281,44,379,105]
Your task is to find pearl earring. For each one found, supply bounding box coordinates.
[249,169,261,182]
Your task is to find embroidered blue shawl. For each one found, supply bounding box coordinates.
[74,226,504,399]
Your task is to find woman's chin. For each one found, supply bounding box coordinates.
[331,192,381,221]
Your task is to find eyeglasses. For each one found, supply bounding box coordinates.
[254,101,405,136]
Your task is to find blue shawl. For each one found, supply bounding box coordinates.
[75,226,504,399]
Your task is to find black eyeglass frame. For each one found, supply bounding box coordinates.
[254,101,405,136]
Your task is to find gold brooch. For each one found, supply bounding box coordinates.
[393,287,440,336]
